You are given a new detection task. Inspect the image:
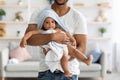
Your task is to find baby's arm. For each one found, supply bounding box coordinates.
[24,29,43,40]
[20,29,44,47]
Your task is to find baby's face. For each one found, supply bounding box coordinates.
[43,17,56,30]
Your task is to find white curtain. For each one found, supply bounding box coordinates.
[112,0,120,72]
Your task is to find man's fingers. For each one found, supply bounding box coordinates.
[62,37,69,44]
[54,32,68,43]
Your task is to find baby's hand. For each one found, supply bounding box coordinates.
[20,38,27,48]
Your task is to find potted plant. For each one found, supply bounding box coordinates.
[16,30,21,37]
[99,27,107,37]
[0,9,6,20]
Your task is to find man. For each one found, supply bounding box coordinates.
[24,0,87,80]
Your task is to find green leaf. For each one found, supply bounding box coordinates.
[0,9,6,16]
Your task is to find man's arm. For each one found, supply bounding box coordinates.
[25,24,69,46]
[25,24,53,45]
[74,34,87,54]
[20,29,44,47]
[24,29,44,41]
[67,34,87,58]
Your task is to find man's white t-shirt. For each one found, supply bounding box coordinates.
[29,6,87,75]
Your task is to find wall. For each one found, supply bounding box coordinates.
[0,0,113,71]
[112,0,120,71]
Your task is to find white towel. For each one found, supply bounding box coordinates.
[41,29,68,72]
[37,9,68,32]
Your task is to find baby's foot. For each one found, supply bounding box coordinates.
[86,55,93,66]
[64,72,72,77]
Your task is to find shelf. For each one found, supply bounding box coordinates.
[73,4,111,9]
[87,21,111,25]
[30,5,41,8]
[0,21,28,24]
[0,36,22,40]
[30,5,49,8]
[88,37,111,40]
[0,5,28,8]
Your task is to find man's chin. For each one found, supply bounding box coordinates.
[54,0,68,5]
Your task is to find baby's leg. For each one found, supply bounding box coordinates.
[42,48,51,55]
[61,53,72,77]
[74,49,93,65]
[67,44,93,65]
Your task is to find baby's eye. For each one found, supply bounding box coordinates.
[45,22,49,24]
[52,21,55,23]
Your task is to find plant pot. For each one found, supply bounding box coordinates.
[0,16,3,20]
[101,33,106,37]
[101,33,104,37]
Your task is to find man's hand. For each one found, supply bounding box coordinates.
[71,40,76,47]
[52,31,69,44]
